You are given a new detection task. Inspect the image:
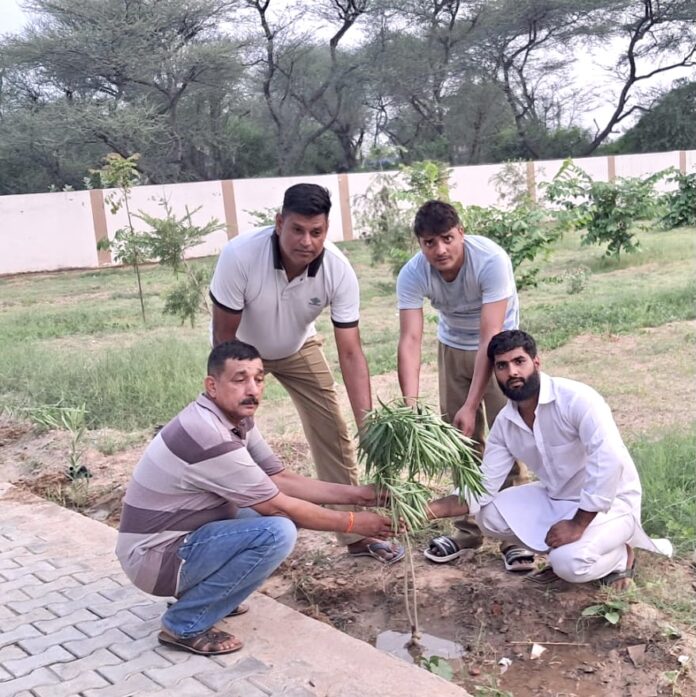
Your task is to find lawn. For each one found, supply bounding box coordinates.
[1,226,694,553]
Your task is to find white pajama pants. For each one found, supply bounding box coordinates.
[476,502,634,583]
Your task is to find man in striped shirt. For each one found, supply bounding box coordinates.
[116,340,395,656]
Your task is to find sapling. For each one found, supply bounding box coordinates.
[136,199,225,326]
[92,154,149,321]
[358,400,484,651]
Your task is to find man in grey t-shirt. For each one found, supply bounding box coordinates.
[397,200,532,570]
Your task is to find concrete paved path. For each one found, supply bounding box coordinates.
[0,484,470,697]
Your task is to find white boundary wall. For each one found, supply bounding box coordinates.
[0,149,692,275]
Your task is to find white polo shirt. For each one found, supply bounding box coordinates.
[209,227,360,360]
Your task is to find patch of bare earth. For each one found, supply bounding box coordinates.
[1,321,695,695]
[262,530,695,696]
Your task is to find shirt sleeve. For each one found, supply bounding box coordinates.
[480,252,515,305]
[245,424,285,476]
[571,390,624,513]
[396,258,426,310]
[329,262,360,327]
[466,418,517,515]
[209,240,247,312]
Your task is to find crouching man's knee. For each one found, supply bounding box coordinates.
[476,502,515,541]
[264,516,298,561]
[547,544,594,583]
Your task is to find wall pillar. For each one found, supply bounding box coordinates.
[89,189,112,265]
[526,161,537,202]
[679,150,687,174]
[220,180,239,239]
[607,155,616,181]
[337,174,354,241]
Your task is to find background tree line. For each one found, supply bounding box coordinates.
[0,0,694,195]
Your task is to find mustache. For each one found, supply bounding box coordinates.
[240,397,259,406]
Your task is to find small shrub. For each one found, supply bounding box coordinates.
[245,206,278,227]
[564,265,591,295]
[544,160,665,259]
[163,266,211,327]
[92,154,149,321]
[358,400,483,650]
[461,202,555,288]
[660,170,696,229]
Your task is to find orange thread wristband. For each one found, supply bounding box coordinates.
[345,511,355,534]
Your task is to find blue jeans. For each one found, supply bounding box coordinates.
[162,509,297,638]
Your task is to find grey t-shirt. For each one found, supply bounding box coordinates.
[396,235,519,350]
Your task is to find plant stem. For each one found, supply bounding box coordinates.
[403,534,422,650]
[134,263,146,322]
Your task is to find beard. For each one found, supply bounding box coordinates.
[498,369,541,402]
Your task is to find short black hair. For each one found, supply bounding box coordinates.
[413,200,461,238]
[281,183,331,217]
[487,330,538,362]
[208,340,261,376]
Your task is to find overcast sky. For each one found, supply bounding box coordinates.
[0,0,28,35]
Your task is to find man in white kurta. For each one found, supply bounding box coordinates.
[437,329,671,586]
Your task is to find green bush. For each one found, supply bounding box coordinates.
[660,170,696,229]
[460,202,555,288]
[544,160,665,258]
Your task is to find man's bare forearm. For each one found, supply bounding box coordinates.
[427,494,470,520]
[398,338,421,405]
[338,350,372,428]
[272,470,370,506]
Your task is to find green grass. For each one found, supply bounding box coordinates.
[523,282,696,349]
[1,226,695,562]
[0,226,693,428]
[0,334,287,430]
[631,429,696,555]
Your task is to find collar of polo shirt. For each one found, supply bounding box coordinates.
[271,231,325,277]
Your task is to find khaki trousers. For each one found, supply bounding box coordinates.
[262,336,361,545]
[438,342,528,543]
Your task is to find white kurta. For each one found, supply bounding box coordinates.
[468,372,672,557]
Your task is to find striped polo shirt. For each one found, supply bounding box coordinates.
[116,394,284,596]
[209,227,360,360]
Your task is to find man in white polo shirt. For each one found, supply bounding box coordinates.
[209,183,403,564]
[397,199,531,570]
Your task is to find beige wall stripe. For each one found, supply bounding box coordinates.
[337,174,354,241]
[220,180,239,239]
[89,189,112,265]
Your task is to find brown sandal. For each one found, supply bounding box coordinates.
[158,628,243,655]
